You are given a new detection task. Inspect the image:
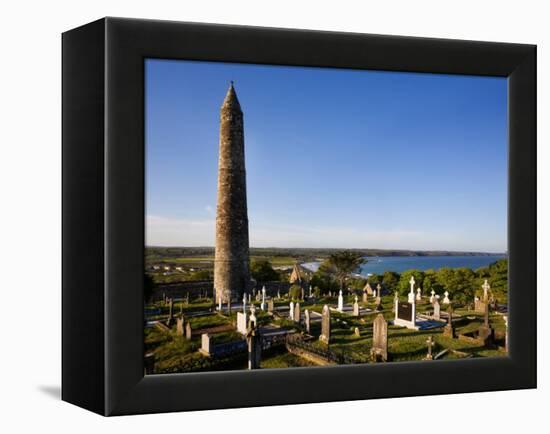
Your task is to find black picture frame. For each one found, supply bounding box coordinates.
[62,17,536,416]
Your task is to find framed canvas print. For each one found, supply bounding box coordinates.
[62,17,536,416]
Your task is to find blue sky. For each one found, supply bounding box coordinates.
[145,59,507,252]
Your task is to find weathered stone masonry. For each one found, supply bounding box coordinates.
[214,83,250,302]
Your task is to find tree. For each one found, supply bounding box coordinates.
[289,284,302,300]
[327,251,366,290]
[311,260,337,292]
[250,259,279,282]
[382,271,400,292]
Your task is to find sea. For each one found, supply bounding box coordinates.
[301,255,506,276]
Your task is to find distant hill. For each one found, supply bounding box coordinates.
[146,246,504,260]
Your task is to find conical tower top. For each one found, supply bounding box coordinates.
[222,81,242,112]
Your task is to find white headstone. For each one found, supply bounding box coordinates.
[289,301,294,320]
[443,291,450,304]
[243,293,247,312]
[337,290,344,312]
[305,309,311,333]
[430,290,435,303]
[237,311,248,334]
[261,286,266,310]
[218,296,222,311]
[416,287,422,301]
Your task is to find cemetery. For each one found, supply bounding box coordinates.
[144,278,508,374]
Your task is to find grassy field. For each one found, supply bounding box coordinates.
[145,293,506,374]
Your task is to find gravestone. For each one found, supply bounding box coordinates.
[392,291,399,313]
[218,296,222,311]
[354,327,360,337]
[416,287,422,301]
[337,290,344,312]
[443,291,450,304]
[226,298,232,314]
[237,311,248,335]
[353,296,360,317]
[370,313,388,362]
[301,287,305,301]
[477,302,494,345]
[377,283,382,296]
[185,321,192,340]
[166,298,174,327]
[294,302,301,323]
[289,301,294,321]
[375,296,383,311]
[430,290,435,303]
[482,279,490,301]
[176,317,184,336]
[425,335,434,360]
[277,290,281,300]
[200,333,211,356]
[243,293,247,313]
[249,304,257,329]
[304,309,311,333]
[433,299,441,320]
[261,286,266,311]
[443,307,455,338]
[394,296,418,330]
[362,291,368,303]
[373,289,377,298]
[309,285,313,298]
[267,299,274,315]
[319,305,331,344]
[246,319,262,369]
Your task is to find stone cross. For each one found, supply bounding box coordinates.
[371,313,388,362]
[377,283,382,296]
[425,336,434,360]
[289,301,294,321]
[482,279,490,301]
[337,290,344,312]
[304,309,311,333]
[443,291,450,304]
[309,285,313,298]
[408,277,416,303]
[430,290,435,303]
[319,305,331,344]
[294,302,301,323]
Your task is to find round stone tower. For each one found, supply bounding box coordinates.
[214,83,250,303]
